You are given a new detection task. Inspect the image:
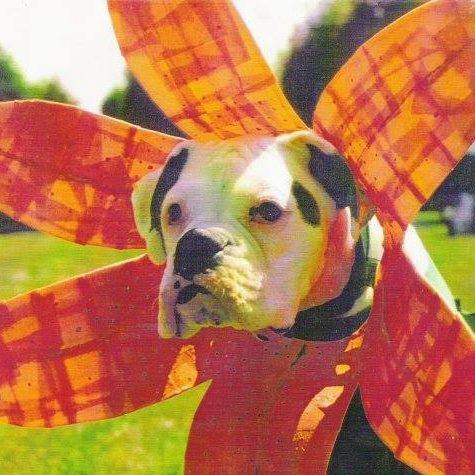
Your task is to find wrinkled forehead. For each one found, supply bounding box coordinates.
[173,135,307,191]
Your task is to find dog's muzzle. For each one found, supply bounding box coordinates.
[169,228,234,336]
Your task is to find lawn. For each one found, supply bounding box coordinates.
[0,213,472,473]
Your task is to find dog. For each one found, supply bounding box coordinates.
[132,129,447,473]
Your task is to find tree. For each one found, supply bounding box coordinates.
[27,78,75,104]
[0,51,28,101]
[102,86,126,120]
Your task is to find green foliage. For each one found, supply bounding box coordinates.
[0,48,75,104]
[0,51,28,100]
[26,78,75,104]
[102,86,127,120]
[320,0,355,26]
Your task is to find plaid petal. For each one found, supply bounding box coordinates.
[108,0,306,140]
[0,101,183,248]
[314,0,475,242]
[314,1,475,472]
[0,249,364,473]
[185,329,363,474]
[0,255,207,427]
[0,249,363,469]
[361,248,475,474]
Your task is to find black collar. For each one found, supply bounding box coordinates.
[283,227,379,341]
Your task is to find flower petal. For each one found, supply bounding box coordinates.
[0,249,365,471]
[108,0,306,139]
[361,247,475,474]
[0,101,183,248]
[314,0,475,241]
[186,330,363,473]
[0,255,211,427]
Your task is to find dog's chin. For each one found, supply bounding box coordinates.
[158,283,227,339]
[156,252,303,338]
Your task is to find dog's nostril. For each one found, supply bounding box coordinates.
[174,229,224,280]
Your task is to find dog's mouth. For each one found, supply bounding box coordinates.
[173,283,223,337]
[165,257,264,338]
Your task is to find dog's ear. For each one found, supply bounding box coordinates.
[279,130,373,236]
[132,171,166,264]
[132,145,190,264]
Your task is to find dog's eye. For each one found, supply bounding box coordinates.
[249,201,283,223]
[167,203,182,224]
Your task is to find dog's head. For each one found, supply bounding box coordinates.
[133,131,365,338]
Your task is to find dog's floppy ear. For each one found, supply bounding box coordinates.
[132,144,190,264]
[278,130,372,235]
[132,171,166,264]
[307,140,358,218]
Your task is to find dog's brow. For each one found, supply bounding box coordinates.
[150,148,189,234]
[292,181,320,226]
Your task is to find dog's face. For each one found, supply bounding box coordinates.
[133,131,359,338]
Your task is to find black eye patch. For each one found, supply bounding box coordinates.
[307,145,358,218]
[150,148,189,238]
[292,181,320,226]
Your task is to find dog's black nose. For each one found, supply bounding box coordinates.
[174,229,224,280]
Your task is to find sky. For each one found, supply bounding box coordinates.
[0,0,324,113]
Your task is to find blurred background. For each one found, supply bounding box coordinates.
[0,0,473,473]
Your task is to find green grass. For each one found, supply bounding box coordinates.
[0,232,141,300]
[414,217,475,314]
[0,213,472,473]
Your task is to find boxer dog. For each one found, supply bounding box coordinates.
[132,129,444,473]
[132,130,382,340]
[132,130,442,342]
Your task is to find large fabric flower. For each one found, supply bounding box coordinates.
[0,0,474,473]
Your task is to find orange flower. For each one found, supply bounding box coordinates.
[0,1,473,473]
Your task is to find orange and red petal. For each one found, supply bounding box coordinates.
[314,0,475,241]
[186,330,363,474]
[0,250,366,473]
[108,0,306,140]
[0,100,183,248]
[361,247,475,474]
[0,255,207,427]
